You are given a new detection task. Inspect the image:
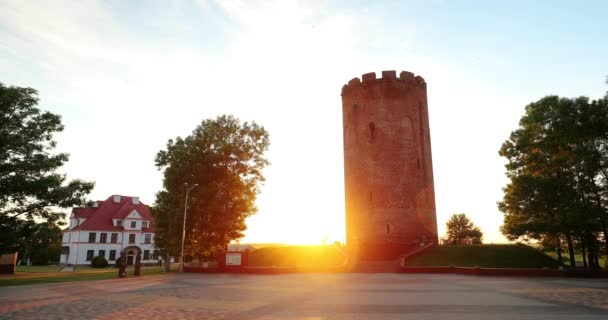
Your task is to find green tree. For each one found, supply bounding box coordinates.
[499,94,608,268]
[152,115,269,270]
[445,213,483,245]
[28,221,63,265]
[0,216,62,265]
[0,83,94,224]
[0,216,34,258]
[0,83,94,256]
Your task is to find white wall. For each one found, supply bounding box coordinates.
[62,229,157,265]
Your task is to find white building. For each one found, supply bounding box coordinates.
[60,195,159,266]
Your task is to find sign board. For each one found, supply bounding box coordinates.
[225,252,242,266]
[0,252,18,274]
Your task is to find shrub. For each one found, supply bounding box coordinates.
[91,256,108,268]
[114,256,124,268]
[30,251,49,266]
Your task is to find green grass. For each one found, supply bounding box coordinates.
[404,244,559,269]
[544,252,607,268]
[248,245,346,268]
[0,265,179,287]
[1,271,125,286]
[14,265,123,273]
[14,265,63,273]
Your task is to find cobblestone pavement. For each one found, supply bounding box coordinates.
[1,273,608,319]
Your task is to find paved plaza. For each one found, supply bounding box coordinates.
[1,273,608,319]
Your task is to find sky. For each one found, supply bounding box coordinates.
[1,0,607,244]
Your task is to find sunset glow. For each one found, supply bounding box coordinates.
[2,1,607,245]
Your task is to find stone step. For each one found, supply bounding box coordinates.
[352,259,400,273]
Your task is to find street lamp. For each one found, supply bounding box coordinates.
[180,182,198,272]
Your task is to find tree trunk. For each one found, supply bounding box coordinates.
[555,235,563,267]
[566,233,576,268]
[593,188,608,258]
[593,253,598,269]
[164,253,171,273]
[581,238,587,269]
[590,239,597,269]
[592,239,600,269]
[602,220,608,257]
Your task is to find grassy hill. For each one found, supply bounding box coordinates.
[248,245,346,268]
[404,244,559,269]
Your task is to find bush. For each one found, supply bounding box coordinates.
[30,251,49,266]
[91,256,108,268]
[114,256,124,268]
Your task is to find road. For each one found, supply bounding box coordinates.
[1,273,608,319]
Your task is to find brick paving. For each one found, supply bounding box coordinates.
[1,273,608,319]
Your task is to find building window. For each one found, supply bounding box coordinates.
[86,250,94,261]
[142,221,149,228]
[144,234,151,244]
[109,250,116,261]
[100,233,107,243]
[117,220,123,227]
[143,250,150,260]
[88,233,96,243]
[111,233,118,243]
[131,221,136,228]
[368,122,376,143]
[153,250,159,260]
[129,234,135,244]
[98,250,105,258]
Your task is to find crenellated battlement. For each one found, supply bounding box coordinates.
[341,70,426,95]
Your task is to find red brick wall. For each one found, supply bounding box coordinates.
[341,70,438,258]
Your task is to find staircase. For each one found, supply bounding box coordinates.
[350,242,436,273]
[352,259,401,273]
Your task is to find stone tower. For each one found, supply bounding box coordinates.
[341,70,438,260]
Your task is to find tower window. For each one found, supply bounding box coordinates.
[386,224,390,234]
[368,122,376,143]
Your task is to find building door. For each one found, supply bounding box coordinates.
[127,250,135,265]
[60,246,70,264]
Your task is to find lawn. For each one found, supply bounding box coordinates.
[248,245,346,268]
[544,252,607,268]
[0,264,179,286]
[14,265,128,273]
[14,265,63,273]
[404,244,560,269]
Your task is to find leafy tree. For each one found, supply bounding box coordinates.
[445,213,483,245]
[499,94,608,268]
[0,217,62,265]
[0,83,94,224]
[0,216,35,260]
[0,83,93,258]
[28,221,63,265]
[152,115,269,270]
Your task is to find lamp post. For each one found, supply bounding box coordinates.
[180,182,198,272]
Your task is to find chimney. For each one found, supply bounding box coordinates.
[113,195,121,203]
[132,197,139,205]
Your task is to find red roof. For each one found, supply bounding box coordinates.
[73,207,95,218]
[71,195,154,232]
